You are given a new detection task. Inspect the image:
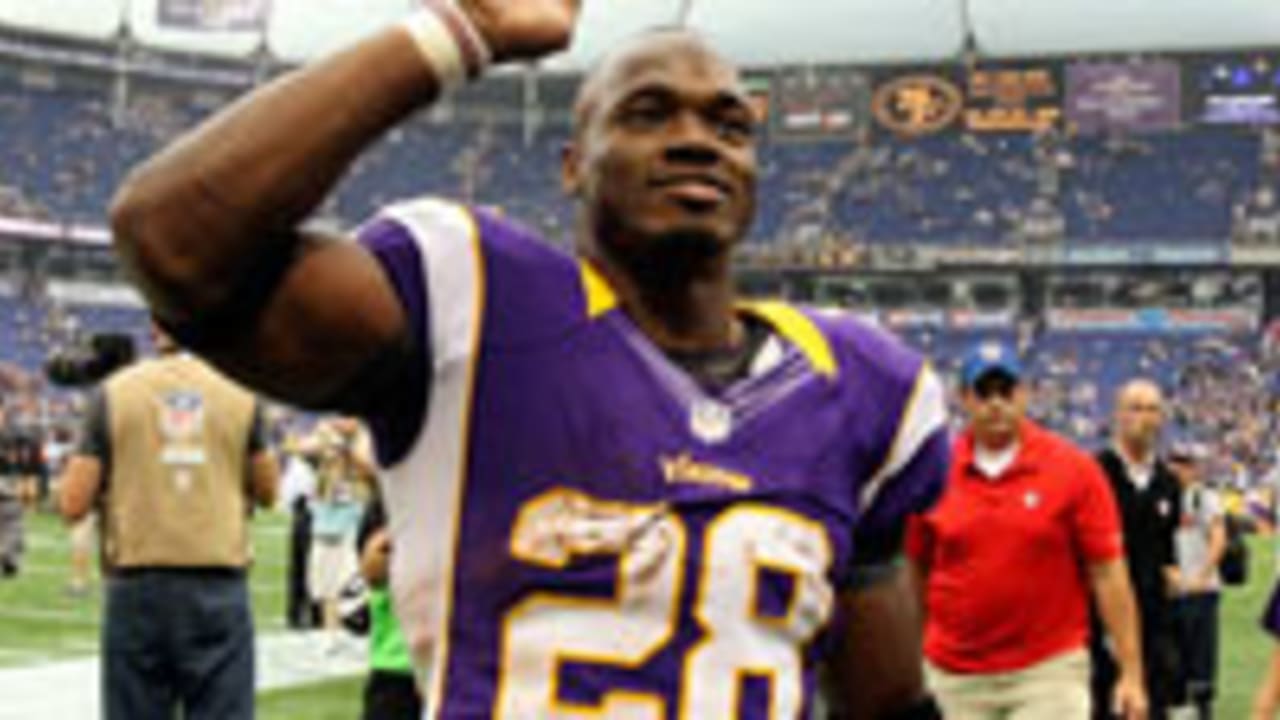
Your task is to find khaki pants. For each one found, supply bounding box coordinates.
[925,649,1091,720]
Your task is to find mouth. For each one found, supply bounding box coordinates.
[651,175,733,208]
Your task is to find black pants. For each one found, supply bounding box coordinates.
[288,499,320,629]
[0,493,23,576]
[362,670,422,720]
[1090,615,1174,720]
[1172,593,1219,718]
[103,569,255,720]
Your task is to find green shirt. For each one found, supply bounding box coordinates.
[368,587,414,673]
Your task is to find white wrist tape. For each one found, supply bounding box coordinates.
[399,2,491,91]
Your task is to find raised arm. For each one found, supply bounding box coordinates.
[110,0,578,410]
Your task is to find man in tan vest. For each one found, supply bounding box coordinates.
[58,326,278,720]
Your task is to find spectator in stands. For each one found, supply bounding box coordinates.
[1167,445,1225,720]
[357,491,422,720]
[308,418,372,651]
[907,340,1147,719]
[1093,379,1182,720]
[56,326,279,720]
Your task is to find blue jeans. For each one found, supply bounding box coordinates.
[103,568,255,720]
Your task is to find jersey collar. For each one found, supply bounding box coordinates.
[579,260,838,380]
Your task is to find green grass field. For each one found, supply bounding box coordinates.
[0,510,293,667]
[2,509,1278,717]
[0,510,362,718]
[258,676,363,719]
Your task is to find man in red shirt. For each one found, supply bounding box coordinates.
[907,341,1148,720]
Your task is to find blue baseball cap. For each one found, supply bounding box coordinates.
[960,340,1023,388]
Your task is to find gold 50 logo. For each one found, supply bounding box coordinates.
[872,74,964,137]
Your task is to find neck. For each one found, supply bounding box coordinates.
[582,229,740,352]
[1115,440,1152,465]
[975,428,1019,454]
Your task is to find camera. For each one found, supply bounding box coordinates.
[44,333,137,387]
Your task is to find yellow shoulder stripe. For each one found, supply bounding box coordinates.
[576,268,837,378]
[738,300,839,378]
[579,261,619,318]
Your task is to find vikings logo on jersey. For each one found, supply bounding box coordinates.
[358,198,949,719]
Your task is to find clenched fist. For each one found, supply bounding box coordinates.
[457,0,582,64]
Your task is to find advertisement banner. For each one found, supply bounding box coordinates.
[1189,53,1280,125]
[871,71,965,137]
[949,310,1016,330]
[1059,244,1227,266]
[964,64,1062,133]
[884,310,946,329]
[1047,308,1255,333]
[1230,245,1280,266]
[774,68,872,139]
[158,0,269,31]
[1066,61,1182,133]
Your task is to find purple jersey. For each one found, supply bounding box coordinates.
[358,198,949,719]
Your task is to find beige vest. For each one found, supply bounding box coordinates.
[101,353,258,570]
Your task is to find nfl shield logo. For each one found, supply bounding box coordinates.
[158,391,206,442]
[689,399,734,445]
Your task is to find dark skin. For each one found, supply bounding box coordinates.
[563,32,758,351]
[828,566,930,719]
[111,0,581,409]
[110,3,926,716]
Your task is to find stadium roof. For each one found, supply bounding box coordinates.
[0,0,1278,68]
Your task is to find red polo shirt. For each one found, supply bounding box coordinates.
[906,420,1123,674]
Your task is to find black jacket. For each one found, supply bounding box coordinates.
[1094,447,1181,623]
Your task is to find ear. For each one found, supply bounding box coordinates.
[561,141,582,196]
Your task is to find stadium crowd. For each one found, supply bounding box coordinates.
[2,76,1280,249]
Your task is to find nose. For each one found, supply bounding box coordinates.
[663,112,722,167]
[664,142,720,167]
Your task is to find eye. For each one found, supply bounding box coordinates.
[717,115,755,142]
[709,106,756,143]
[620,97,670,129]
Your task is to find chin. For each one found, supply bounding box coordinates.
[653,216,742,247]
[649,201,744,239]
[652,229,736,263]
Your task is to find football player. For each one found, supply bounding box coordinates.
[112,2,949,717]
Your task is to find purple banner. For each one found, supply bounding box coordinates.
[1066,61,1182,133]
[157,0,268,31]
